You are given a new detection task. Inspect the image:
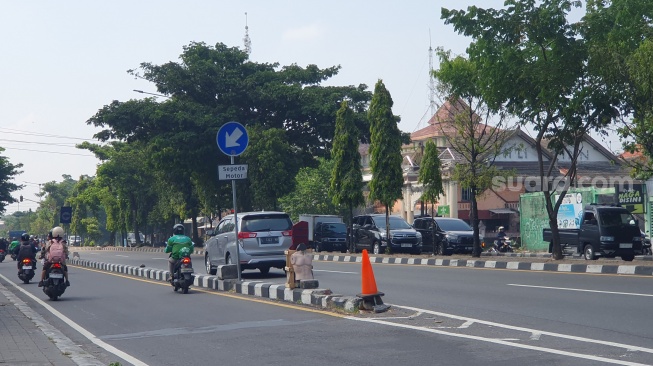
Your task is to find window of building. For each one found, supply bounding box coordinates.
[461,187,473,202]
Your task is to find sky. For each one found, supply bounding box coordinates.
[0,0,617,216]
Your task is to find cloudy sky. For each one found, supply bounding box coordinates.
[0,0,615,214]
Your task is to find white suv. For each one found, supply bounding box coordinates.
[204,211,293,275]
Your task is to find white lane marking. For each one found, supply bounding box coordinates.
[115,254,129,258]
[0,278,105,366]
[313,269,358,274]
[0,274,149,366]
[390,304,653,354]
[347,317,651,366]
[458,320,474,329]
[508,284,653,297]
[531,332,542,341]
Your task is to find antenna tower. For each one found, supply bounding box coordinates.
[243,12,252,55]
[428,30,437,119]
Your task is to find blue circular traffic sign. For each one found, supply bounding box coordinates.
[216,121,249,156]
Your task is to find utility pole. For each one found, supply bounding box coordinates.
[243,12,252,55]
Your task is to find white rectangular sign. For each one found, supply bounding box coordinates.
[218,164,248,180]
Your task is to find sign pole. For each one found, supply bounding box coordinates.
[231,155,242,281]
[217,121,249,283]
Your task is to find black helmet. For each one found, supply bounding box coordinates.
[173,224,184,235]
[21,233,30,242]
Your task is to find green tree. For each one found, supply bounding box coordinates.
[0,147,23,214]
[433,51,514,257]
[442,0,615,259]
[242,127,297,210]
[582,0,653,177]
[417,139,444,215]
[280,158,344,221]
[330,101,365,248]
[87,42,372,239]
[368,80,404,252]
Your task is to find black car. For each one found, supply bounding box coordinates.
[314,222,348,253]
[413,217,475,255]
[350,214,422,255]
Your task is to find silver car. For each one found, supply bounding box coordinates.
[204,211,294,275]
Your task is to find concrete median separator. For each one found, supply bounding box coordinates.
[68,258,362,313]
[71,247,653,276]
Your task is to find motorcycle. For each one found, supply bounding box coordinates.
[493,238,514,253]
[43,262,67,300]
[172,254,194,294]
[0,249,5,263]
[18,258,36,284]
[642,231,652,256]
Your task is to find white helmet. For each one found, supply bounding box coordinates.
[498,226,505,231]
[52,226,64,239]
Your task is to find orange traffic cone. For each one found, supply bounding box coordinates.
[361,249,379,296]
[357,249,390,313]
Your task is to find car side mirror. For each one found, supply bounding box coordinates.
[206,229,215,237]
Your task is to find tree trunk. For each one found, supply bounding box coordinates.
[385,204,391,254]
[471,188,482,258]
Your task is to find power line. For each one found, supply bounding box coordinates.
[0,139,79,147]
[2,146,96,157]
[0,128,96,141]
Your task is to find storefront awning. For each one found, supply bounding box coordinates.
[489,208,517,215]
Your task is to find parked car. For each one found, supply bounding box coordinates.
[543,204,642,261]
[298,214,344,250]
[313,222,348,253]
[126,232,145,247]
[413,217,475,255]
[204,211,293,275]
[68,235,82,246]
[350,214,422,255]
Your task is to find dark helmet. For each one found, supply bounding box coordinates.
[173,224,184,235]
[21,233,30,242]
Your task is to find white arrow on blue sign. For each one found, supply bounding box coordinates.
[216,121,249,156]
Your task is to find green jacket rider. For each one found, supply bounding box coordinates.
[165,226,193,260]
[9,238,20,255]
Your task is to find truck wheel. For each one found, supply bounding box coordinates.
[583,245,597,260]
[373,242,381,255]
[621,254,635,262]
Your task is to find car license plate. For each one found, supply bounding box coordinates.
[401,243,412,248]
[22,266,32,270]
[49,273,64,279]
[620,243,633,249]
[180,268,193,273]
[260,237,278,244]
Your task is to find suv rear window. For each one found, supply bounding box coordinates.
[240,214,292,232]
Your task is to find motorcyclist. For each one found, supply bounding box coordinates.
[8,237,20,260]
[15,233,38,274]
[165,224,194,283]
[38,227,70,287]
[0,237,7,252]
[494,226,507,251]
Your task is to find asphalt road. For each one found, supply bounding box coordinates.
[1,252,652,365]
